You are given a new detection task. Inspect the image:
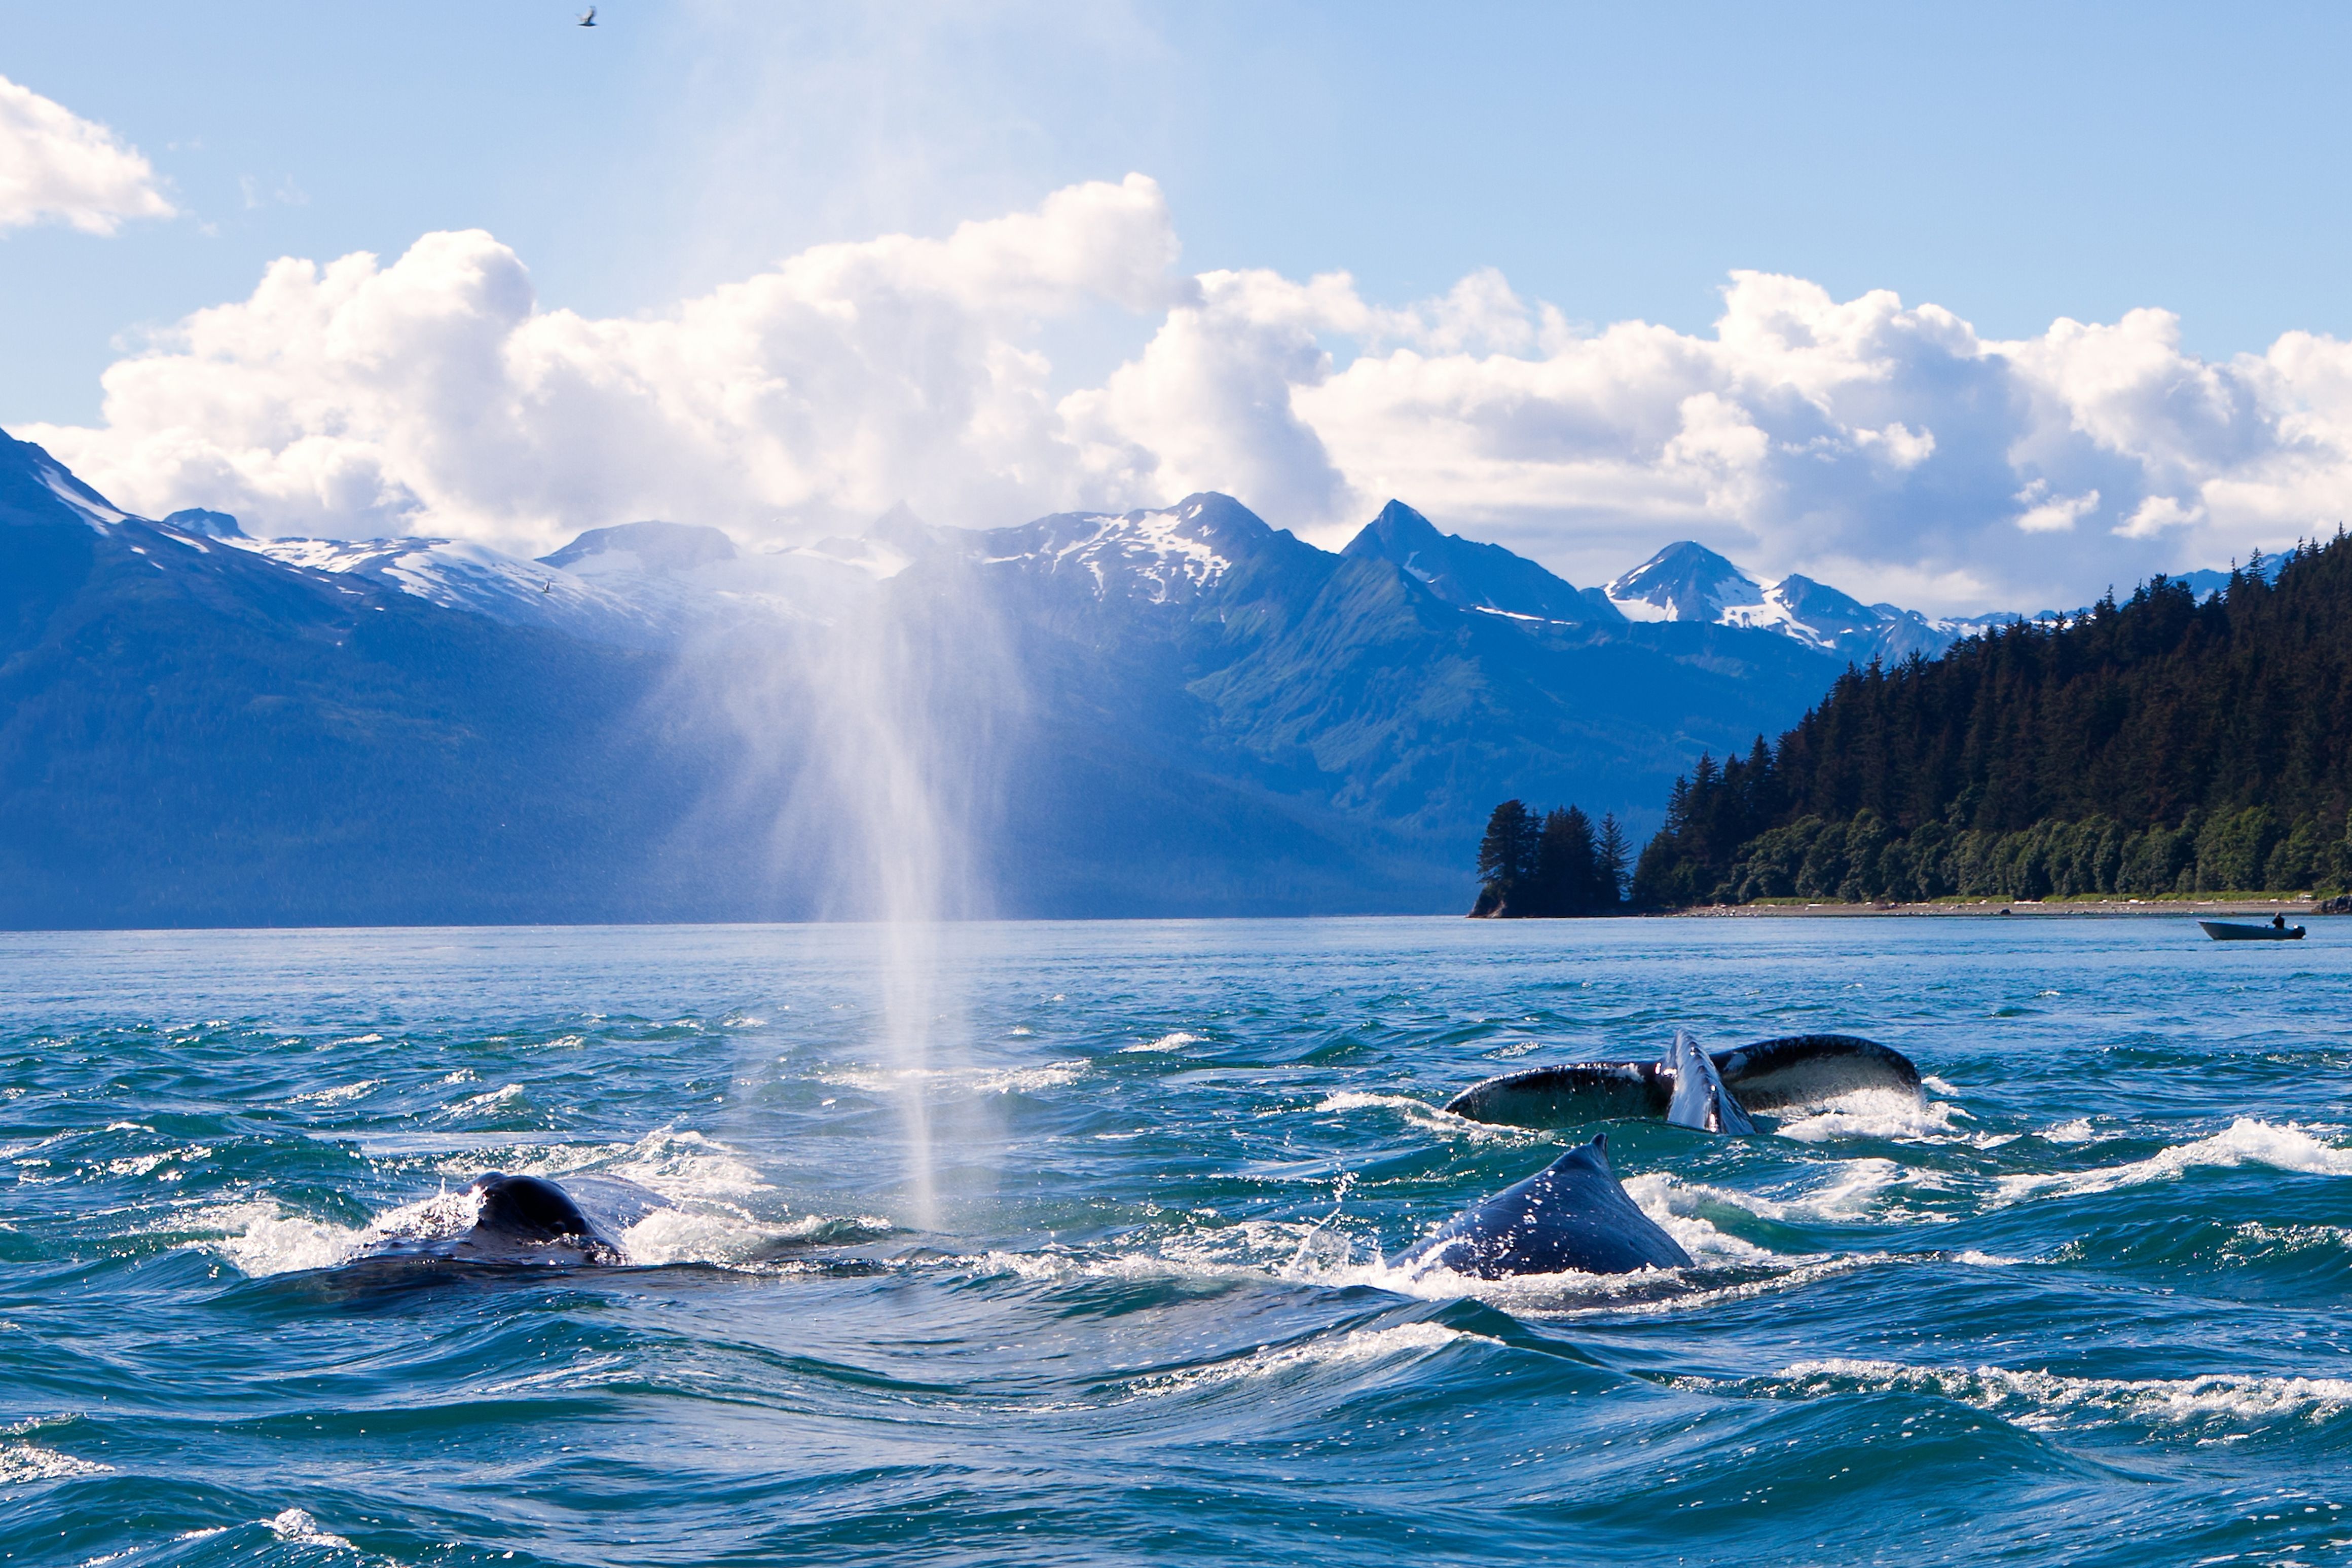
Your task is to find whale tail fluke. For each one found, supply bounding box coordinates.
[1446,1032,1921,1133]
[1664,1029,1756,1135]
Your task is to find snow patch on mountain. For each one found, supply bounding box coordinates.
[1606,541,2014,662]
[235,533,676,646]
[980,494,1244,605]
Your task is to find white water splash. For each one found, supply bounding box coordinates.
[1997,1118,2352,1201]
[1129,1323,1499,1397]
[1314,1090,1546,1144]
[1120,1031,1199,1053]
[0,1444,111,1483]
[1774,1088,1972,1144]
[1753,1358,2352,1431]
[267,1508,354,1549]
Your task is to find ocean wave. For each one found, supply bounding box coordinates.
[1128,1323,1500,1397]
[285,1078,383,1106]
[435,1082,526,1119]
[823,1060,1087,1096]
[1313,1090,1545,1144]
[1733,1357,2352,1432]
[1120,1031,1199,1053]
[1996,1118,2352,1201]
[0,1444,111,1484]
[267,1508,354,1550]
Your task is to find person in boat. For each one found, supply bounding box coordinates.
[2274,913,2288,930]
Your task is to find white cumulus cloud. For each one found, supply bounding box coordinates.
[25,176,2352,610]
[0,74,173,234]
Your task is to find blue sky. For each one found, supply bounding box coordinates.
[7,2,2351,607]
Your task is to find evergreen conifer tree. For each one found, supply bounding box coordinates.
[1597,813,1630,908]
[1474,799,1539,915]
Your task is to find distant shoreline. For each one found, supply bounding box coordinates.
[1672,897,2336,919]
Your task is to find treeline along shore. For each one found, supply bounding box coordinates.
[1475,533,2352,914]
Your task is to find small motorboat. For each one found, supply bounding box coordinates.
[2199,919,2305,941]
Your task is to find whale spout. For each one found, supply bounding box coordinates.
[1395,1134,1694,1279]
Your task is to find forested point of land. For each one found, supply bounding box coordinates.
[1617,534,2352,907]
[1470,800,1631,916]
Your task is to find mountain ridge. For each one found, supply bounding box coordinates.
[0,426,2036,924]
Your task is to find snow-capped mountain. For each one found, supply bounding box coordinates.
[971,494,1259,606]
[233,530,677,648]
[1605,540,2011,663]
[1341,501,1616,624]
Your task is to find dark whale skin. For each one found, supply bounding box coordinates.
[1445,1033,1922,1130]
[345,1172,669,1267]
[1394,1135,1693,1280]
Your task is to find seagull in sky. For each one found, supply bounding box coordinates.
[578,7,597,25]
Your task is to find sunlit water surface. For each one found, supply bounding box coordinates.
[5,918,2350,1566]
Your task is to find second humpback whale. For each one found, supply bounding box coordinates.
[1394,1134,1692,1279]
[352,1172,670,1267]
[1446,1031,1922,1134]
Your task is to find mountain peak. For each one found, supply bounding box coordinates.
[162,507,245,540]
[1343,500,1609,625]
[0,426,131,531]
[1605,541,1762,623]
[539,520,738,576]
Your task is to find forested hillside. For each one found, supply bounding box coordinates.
[1630,536,2352,905]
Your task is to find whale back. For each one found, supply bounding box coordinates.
[474,1174,595,1242]
[1396,1135,1694,1279]
[451,1172,651,1262]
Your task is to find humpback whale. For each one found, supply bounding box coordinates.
[1445,1032,1921,1133]
[357,1172,669,1267]
[1395,1134,1691,1279]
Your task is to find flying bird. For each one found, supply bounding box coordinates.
[578,7,597,25]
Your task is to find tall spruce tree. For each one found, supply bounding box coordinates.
[1596,813,1630,909]
[1474,799,1540,915]
[1534,806,1602,914]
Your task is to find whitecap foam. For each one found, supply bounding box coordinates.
[195,1189,481,1277]
[617,1208,887,1267]
[1754,1357,2352,1431]
[101,1145,210,1178]
[2041,1118,2098,1144]
[594,1129,772,1201]
[286,1079,382,1106]
[0,1444,111,1483]
[266,1508,354,1550]
[1626,1159,1917,1231]
[1775,1089,1972,1145]
[1130,1323,1498,1396]
[1997,1118,2352,1201]
[1121,1031,1199,1053]
[1314,1090,1542,1144]
[823,1060,1086,1096]
[1619,1172,1781,1259]
[437,1083,525,1118]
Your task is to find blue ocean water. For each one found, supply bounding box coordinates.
[4,917,2349,1566]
